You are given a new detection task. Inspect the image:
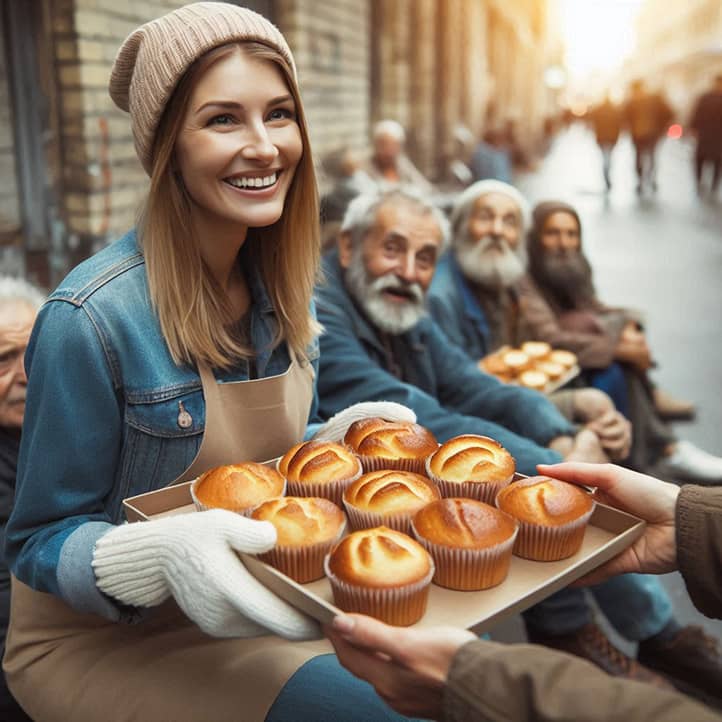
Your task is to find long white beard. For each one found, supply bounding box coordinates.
[345,259,426,334]
[455,234,526,290]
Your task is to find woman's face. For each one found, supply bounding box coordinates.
[174,48,302,240]
[540,211,581,254]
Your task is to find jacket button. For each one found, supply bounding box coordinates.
[177,401,193,429]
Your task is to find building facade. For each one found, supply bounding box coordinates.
[1,0,551,286]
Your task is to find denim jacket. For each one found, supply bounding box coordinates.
[315,251,573,476]
[6,230,321,621]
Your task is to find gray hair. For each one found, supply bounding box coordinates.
[449,179,531,248]
[340,186,450,253]
[372,119,406,143]
[0,275,45,310]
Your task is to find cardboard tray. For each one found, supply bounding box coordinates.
[123,480,645,634]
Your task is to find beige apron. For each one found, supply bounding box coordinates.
[4,354,333,722]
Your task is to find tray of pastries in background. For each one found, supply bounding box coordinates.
[124,418,643,634]
[479,341,580,394]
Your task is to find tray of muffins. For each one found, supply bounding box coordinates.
[479,342,580,394]
[123,418,644,634]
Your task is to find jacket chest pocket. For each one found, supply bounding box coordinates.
[118,387,206,501]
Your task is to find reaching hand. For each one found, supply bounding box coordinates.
[585,409,632,461]
[325,613,475,719]
[536,461,680,584]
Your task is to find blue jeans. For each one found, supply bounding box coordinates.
[588,362,629,418]
[267,654,429,722]
[523,574,672,641]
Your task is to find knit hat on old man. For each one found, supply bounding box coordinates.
[109,2,296,175]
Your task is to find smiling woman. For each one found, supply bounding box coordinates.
[2,4,424,722]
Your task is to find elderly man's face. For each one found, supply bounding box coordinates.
[374,133,402,168]
[455,192,526,290]
[0,300,35,429]
[340,201,443,334]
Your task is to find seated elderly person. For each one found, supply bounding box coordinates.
[427,179,630,461]
[526,200,722,483]
[0,276,43,722]
[425,180,722,701]
[362,120,433,194]
[315,187,693,689]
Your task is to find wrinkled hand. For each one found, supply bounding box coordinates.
[537,462,680,584]
[93,509,320,640]
[586,409,631,461]
[312,401,416,443]
[615,328,652,371]
[325,614,475,719]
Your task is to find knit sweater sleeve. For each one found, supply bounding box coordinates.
[442,639,722,722]
[676,484,722,619]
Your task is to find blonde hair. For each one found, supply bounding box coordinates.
[138,42,320,370]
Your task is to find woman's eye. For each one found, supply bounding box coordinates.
[208,114,235,126]
[268,107,295,122]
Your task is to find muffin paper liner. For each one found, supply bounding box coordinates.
[279,458,362,508]
[257,517,348,584]
[324,556,435,626]
[425,457,513,504]
[190,476,287,517]
[342,503,421,535]
[353,453,428,476]
[494,499,596,561]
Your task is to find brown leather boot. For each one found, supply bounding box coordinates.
[638,625,722,707]
[527,622,675,690]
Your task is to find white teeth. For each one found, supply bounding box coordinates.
[226,172,278,189]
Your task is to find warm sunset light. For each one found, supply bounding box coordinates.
[561,0,644,81]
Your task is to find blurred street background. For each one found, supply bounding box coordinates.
[1,0,721,658]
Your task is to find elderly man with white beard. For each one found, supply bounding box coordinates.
[426,180,722,703]
[314,186,691,690]
[428,179,631,461]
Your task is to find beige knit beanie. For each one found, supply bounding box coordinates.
[109,2,296,175]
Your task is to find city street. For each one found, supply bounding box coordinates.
[491,123,722,657]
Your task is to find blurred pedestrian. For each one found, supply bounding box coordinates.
[0,276,43,722]
[326,461,722,722]
[689,74,722,197]
[362,119,433,194]
[623,80,673,194]
[588,94,622,190]
[469,129,513,184]
[527,200,722,484]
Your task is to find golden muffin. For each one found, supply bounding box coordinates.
[517,369,549,392]
[324,526,434,625]
[534,360,565,381]
[277,440,362,506]
[343,470,441,533]
[500,349,531,374]
[426,434,515,504]
[343,417,438,473]
[521,341,552,361]
[251,496,346,583]
[191,462,285,515]
[479,354,509,376]
[495,476,595,561]
[412,498,518,590]
[548,349,578,369]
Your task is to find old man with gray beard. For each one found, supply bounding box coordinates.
[314,186,690,691]
[426,181,722,703]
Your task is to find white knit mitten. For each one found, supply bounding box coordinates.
[92,509,320,640]
[312,401,417,443]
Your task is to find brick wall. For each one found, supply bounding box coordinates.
[0,27,21,242]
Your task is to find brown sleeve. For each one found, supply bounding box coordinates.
[676,485,722,619]
[516,277,617,368]
[443,640,722,722]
